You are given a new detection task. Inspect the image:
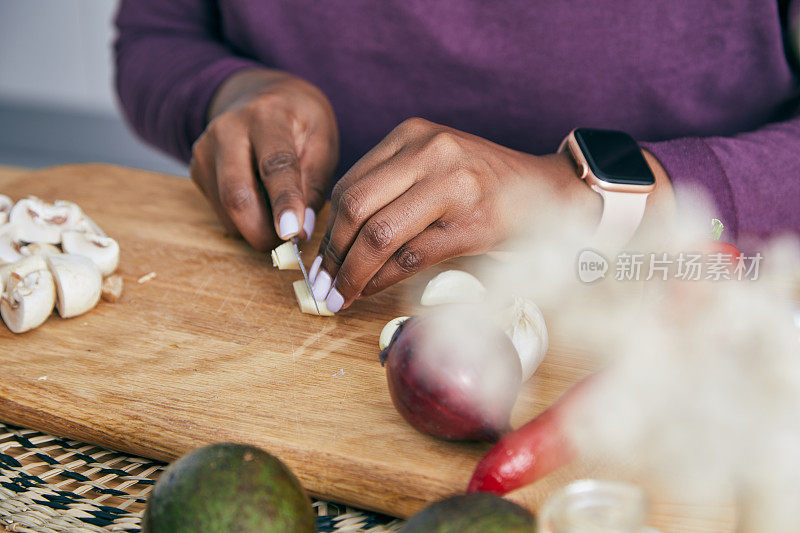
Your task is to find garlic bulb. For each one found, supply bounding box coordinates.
[420,270,486,306]
[499,296,549,381]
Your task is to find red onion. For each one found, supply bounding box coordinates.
[380,308,522,442]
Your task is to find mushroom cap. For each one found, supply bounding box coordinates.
[9,197,83,244]
[61,231,119,276]
[46,254,102,318]
[0,267,56,333]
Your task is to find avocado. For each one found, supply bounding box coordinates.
[143,442,315,533]
[402,493,536,533]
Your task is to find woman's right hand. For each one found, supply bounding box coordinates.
[190,69,339,251]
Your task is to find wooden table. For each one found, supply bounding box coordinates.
[0,164,734,531]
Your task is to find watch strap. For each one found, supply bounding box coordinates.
[592,186,648,249]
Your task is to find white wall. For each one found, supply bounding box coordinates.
[0,0,118,115]
[0,0,187,175]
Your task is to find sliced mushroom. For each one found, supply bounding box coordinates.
[420,270,487,306]
[0,224,24,265]
[61,230,119,276]
[20,242,62,257]
[292,279,334,316]
[46,254,102,318]
[0,195,12,225]
[9,197,82,244]
[54,200,106,236]
[271,241,301,270]
[0,267,56,333]
[101,274,124,303]
[0,255,48,287]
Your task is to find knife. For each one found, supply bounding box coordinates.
[291,238,320,314]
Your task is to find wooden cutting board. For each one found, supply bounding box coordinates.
[0,165,733,530]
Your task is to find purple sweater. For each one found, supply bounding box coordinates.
[114,1,800,240]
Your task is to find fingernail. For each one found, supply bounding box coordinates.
[308,255,322,283]
[325,286,345,313]
[303,207,315,240]
[278,211,299,239]
[311,270,332,301]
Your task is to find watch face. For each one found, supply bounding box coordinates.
[574,128,655,186]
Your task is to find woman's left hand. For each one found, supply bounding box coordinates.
[308,117,601,312]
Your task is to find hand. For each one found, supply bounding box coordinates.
[308,117,602,312]
[190,69,339,251]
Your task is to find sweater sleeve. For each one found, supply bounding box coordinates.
[641,110,800,241]
[642,2,800,241]
[114,0,264,162]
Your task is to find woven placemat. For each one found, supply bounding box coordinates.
[0,421,404,532]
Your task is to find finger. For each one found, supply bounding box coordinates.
[360,221,474,298]
[190,139,239,236]
[310,142,395,266]
[322,181,448,311]
[215,139,277,252]
[298,129,337,241]
[299,127,338,213]
[311,149,421,300]
[251,122,307,240]
[311,118,427,267]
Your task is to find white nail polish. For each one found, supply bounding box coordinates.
[308,255,322,283]
[278,211,299,239]
[303,207,316,240]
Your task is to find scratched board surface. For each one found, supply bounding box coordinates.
[0,165,733,530]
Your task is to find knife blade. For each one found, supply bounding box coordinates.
[292,238,320,314]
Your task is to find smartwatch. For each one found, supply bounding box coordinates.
[559,128,656,249]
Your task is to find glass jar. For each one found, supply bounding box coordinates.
[539,479,649,533]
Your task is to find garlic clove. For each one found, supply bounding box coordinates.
[61,230,119,276]
[379,316,410,350]
[420,270,486,306]
[292,279,334,316]
[499,296,549,382]
[9,197,82,244]
[0,195,12,225]
[0,267,56,333]
[271,241,301,270]
[46,254,102,318]
[101,274,124,303]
